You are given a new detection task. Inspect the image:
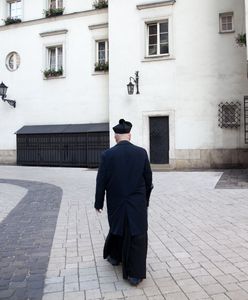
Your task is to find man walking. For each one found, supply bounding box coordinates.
[95,119,153,286]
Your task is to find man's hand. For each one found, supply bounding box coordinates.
[96,209,103,213]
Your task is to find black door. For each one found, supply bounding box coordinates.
[149,116,169,164]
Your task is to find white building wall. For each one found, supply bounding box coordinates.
[0,9,109,151]
[109,0,248,167]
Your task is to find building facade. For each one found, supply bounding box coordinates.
[0,0,247,168]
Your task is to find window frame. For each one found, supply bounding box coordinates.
[95,40,109,65]
[219,12,234,33]
[46,45,63,71]
[7,0,22,19]
[146,19,169,57]
[5,51,20,71]
[48,0,63,9]
[43,43,65,79]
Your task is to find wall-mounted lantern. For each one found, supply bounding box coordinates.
[127,71,140,95]
[0,82,16,108]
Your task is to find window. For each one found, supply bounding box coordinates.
[6,52,20,71]
[48,46,62,70]
[147,20,169,56]
[8,0,22,19]
[219,12,234,33]
[218,102,241,128]
[44,45,63,78]
[96,40,108,64]
[48,0,63,9]
[95,40,109,72]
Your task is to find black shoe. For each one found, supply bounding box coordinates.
[107,256,120,266]
[128,276,142,286]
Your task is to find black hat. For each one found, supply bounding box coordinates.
[113,119,132,134]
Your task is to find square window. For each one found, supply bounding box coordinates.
[147,20,169,56]
[219,12,234,33]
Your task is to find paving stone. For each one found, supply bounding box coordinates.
[1,167,248,300]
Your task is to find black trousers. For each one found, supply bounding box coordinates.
[103,221,147,279]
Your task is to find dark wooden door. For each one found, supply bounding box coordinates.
[149,116,169,164]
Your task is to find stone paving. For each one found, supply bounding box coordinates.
[0,166,248,300]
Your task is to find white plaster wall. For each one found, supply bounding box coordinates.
[0,0,96,25]
[0,10,109,149]
[108,0,248,152]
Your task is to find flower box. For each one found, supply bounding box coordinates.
[44,8,64,18]
[4,17,22,25]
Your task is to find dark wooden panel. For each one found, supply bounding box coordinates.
[17,131,109,168]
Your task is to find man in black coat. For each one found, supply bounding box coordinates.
[95,119,153,286]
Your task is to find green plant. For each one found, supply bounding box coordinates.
[4,17,22,25]
[44,7,64,18]
[43,68,63,78]
[94,61,109,72]
[235,33,246,47]
[93,0,108,9]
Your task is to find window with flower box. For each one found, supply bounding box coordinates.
[95,40,109,72]
[7,0,22,19]
[44,45,64,79]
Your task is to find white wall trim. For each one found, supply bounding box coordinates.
[40,29,68,37]
[137,0,176,10]
[142,110,176,162]
[89,23,108,30]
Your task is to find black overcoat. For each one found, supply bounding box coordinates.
[95,141,153,236]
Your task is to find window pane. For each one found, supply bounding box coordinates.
[149,45,157,55]
[57,47,63,69]
[160,43,168,54]
[149,35,157,45]
[160,33,168,43]
[58,0,63,8]
[9,54,14,70]
[227,23,232,30]
[98,42,105,51]
[222,23,227,31]
[160,22,168,33]
[49,48,56,69]
[148,24,157,35]
[50,0,56,8]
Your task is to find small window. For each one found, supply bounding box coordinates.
[6,51,20,71]
[44,45,63,78]
[7,0,22,19]
[218,102,241,128]
[48,0,63,9]
[219,12,234,33]
[147,20,169,56]
[95,40,109,72]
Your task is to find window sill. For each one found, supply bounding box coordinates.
[219,30,235,34]
[92,71,109,76]
[43,75,66,80]
[142,55,175,62]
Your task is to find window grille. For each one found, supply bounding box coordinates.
[218,101,241,128]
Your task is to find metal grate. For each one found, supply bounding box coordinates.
[218,101,241,128]
[17,132,109,168]
[245,96,248,144]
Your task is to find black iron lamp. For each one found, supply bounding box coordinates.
[0,82,16,108]
[127,71,140,95]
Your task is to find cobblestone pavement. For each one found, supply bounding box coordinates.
[215,170,248,189]
[0,166,248,300]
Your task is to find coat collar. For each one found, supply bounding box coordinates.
[116,140,131,146]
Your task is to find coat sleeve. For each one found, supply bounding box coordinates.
[94,152,107,210]
[143,151,153,207]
